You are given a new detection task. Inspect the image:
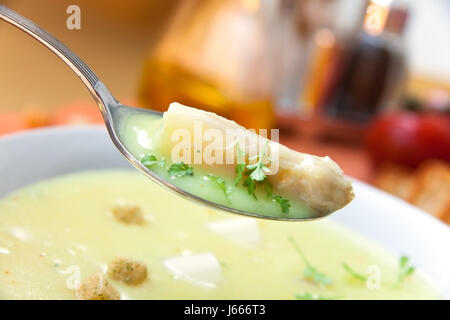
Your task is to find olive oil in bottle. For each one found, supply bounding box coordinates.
[138,0,275,129]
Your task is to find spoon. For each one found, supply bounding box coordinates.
[0,5,326,221]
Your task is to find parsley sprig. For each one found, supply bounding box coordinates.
[234,144,246,186]
[397,255,414,284]
[272,195,291,214]
[246,142,271,182]
[234,142,291,214]
[243,176,257,199]
[207,174,232,199]
[140,154,165,168]
[168,162,194,178]
[342,262,367,282]
[264,178,273,197]
[141,154,194,179]
[288,235,333,286]
[234,142,272,194]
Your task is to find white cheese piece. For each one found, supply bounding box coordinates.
[207,218,261,246]
[163,252,222,288]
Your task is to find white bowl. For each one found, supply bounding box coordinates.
[0,126,449,298]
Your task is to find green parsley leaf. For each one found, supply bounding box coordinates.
[272,195,291,214]
[288,235,333,286]
[168,162,194,178]
[247,162,267,181]
[397,255,415,284]
[243,176,257,199]
[342,262,367,282]
[246,142,270,182]
[140,155,165,168]
[234,143,246,186]
[295,292,337,300]
[263,178,273,198]
[208,174,232,199]
[234,163,246,186]
[304,265,333,286]
[234,141,277,203]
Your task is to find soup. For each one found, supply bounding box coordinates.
[0,170,439,299]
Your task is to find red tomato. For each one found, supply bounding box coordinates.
[365,112,450,168]
[51,102,104,126]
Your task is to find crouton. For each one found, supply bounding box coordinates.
[111,201,144,224]
[374,163,415,201]
[108,258,148,285]
[375,160,450,225]
[76,273,120,300]
[409,160,450,221]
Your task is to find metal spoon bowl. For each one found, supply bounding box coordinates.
[0,5,324,221]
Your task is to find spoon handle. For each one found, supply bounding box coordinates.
[0,5,117,112]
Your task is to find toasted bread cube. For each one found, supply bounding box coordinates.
[108,258,148,285]
[374,163,415,201]
[76,273,120,300]
[409,160,450,221]
[112,201,144,224]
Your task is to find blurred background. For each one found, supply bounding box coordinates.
[0,0,449,223]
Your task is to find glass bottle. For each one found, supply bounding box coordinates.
[138,0,275,129]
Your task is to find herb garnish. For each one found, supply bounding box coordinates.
[234,144,246,186]
[235,141,272,197]
[207,174,232,199]
[272,195,291,214]
[342,262,367,282]
[233,142,291,213]
[141,154,194,179]
[168,162,194,178]
[246,141,271,182]
[288,235,333,286]
[243,176,257,199]
[264,178,273,197]
[140,154,165,168]
[397,255,414,284]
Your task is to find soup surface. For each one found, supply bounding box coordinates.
[0,170,439,299]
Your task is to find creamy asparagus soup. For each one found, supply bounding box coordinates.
[0,170,439,299]
[119,103,354,220]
